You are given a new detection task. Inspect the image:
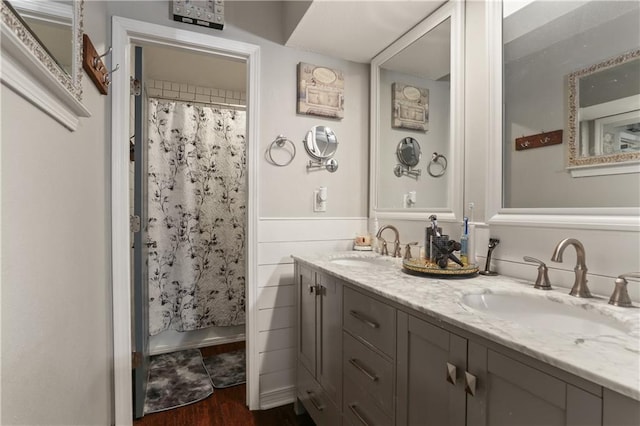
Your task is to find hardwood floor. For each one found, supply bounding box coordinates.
[134,342,314,426]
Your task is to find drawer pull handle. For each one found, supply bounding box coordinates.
[446,362,457,386]
[349,358,378,382]
[306,390,324,411]
[348,403,371,426]
[349,310,379,329]
[464,372,477,397]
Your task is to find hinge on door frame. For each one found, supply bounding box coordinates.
[130,76,141,96]
[130,215,141,233]
[132,351,142,369]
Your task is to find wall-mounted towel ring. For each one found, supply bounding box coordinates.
[266,135,296,166]
[427,152,447,177]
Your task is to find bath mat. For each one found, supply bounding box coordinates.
[203,349,246,388]
[143,348,214,414]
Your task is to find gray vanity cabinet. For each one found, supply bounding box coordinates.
[396,311,467,426]
[295,264,343,425]
[397,311,604,426]
[294,261,639,426]
[466,343,602,426]
[343,286,397,426]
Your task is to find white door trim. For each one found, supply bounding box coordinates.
[110,16,260,425]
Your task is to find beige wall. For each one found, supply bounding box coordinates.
[1,1,113,424]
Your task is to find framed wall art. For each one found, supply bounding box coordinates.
[392,82,429,131]
[297,62,344,119]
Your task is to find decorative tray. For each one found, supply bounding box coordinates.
[402,258,479,278]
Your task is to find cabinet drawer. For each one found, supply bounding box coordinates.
[344,377,393,426]
[297,362,341,426]
[343,331,394,417]
[344,287,396,358]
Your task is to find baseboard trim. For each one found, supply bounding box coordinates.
[149,333,246,356]
[259,385,296,410]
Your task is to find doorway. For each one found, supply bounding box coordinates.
[111,17,260,425]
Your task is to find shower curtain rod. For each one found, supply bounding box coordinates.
[148,94,246,111]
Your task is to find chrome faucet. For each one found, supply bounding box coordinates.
[551,238,592,298]
[376,225,401,257]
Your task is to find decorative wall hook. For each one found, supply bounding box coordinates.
[83,34,118,95]
[515,129,562,151]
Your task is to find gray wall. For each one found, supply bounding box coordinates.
[107,1,370,219]
[1,2,113,424]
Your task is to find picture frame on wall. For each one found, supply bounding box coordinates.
[297,62,344,119]
[392,82,429,131]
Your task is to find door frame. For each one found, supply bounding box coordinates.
[110,16,260,425]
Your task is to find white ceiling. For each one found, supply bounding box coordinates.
[285,0,447,64]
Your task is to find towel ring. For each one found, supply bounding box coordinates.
[427,152,447,177]
[267,135,296,167]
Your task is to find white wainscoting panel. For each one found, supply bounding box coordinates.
[259,347,296,375]
[258,327,295,353]
[257,306,296,332]
[256,217,367,408]
[257,285,296,310]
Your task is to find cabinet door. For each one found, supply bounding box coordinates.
[467,342,602,426]
[318,273,343,406]
[297,264,317,376]
[396,312,467,426]
[603,388,640,426]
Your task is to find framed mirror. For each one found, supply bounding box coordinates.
[1,0,89,130]
[487,0,640,229]
[370,0,464,220]
[567,50,640,173]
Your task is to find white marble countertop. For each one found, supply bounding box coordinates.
[291,251,640,401]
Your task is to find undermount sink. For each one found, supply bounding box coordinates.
[329,256,395,268]
[462,293,629,337]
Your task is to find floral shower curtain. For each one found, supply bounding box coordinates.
[147,98,246,335]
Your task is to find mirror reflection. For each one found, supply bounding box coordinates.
[572,54,640,161]
[502,0,640,209]
[394,137,422,179]
[9,0,74,74]
[398,137,421,167]
[376,17,451,209]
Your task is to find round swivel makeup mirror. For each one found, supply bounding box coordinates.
[394,137,422,178]
[304,125,339,172]
[397,137,421,166]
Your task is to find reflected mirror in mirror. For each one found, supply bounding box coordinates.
[376,17,451,210]
[397,137,422,167]
[502,0,640,209]
[8,0,74,74]
[572,54,640,162]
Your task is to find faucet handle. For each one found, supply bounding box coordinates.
[379,238,389,256]
[608,272,640,307]
[523,256,552,290]
[403,242,419,260]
